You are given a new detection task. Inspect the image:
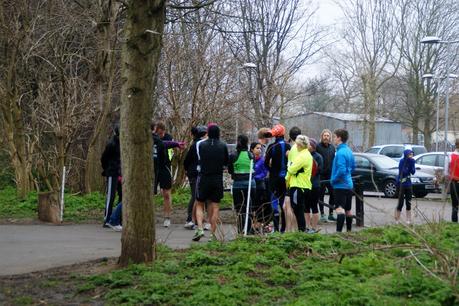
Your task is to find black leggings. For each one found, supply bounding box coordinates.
[319,179,334,214]
[305,187,320,214]
[397,185,412,211]
[450,181,458,222]
[233,186,256,234]
[289,187,306,232]
[186,176,197,222]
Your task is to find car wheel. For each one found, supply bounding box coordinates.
[414,192,427,198]
[383,180,398,198]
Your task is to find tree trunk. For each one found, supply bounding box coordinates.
[119,0,165,266]
[84,1,120,193]
[38,191,60,223]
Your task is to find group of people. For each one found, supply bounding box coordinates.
[182,123,357,241]
[100,119,458,240]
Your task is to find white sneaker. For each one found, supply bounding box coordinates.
[204,222,211,231]
[107,223,122,232]
[184,221,195,229]
[163,218,171,228]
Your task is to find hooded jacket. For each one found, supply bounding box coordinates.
[101,135,121,177]
[397,149,416,187]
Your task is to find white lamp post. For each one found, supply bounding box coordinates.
[421,36,459,197]
[422,73,458,151]
[236,62,257,142]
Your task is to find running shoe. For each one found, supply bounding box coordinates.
[328,214,337,222]
[107,223,122,232]
[184,221,195,229]
[204,222,211,231]
[163,218,171,228]
[192,228,204,241]
[307,228,317,234]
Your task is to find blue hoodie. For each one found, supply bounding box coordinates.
[397,149,416,187]
[331,143,355,190]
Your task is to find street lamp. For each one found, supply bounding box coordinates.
[422,73,458,151]
[421,35,459,196]
[236,62,257,143]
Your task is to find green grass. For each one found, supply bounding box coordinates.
[78,224,459,306]
[0,186,232,221]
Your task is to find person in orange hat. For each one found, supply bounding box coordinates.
[264,124,291,232]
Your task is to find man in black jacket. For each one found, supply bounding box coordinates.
[316,129,337,222]
[101,124,122,228]
[192,124,229,241]
[183,125,207,229]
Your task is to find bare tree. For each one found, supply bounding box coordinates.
[395,0,459,148]
[338,0,404,148]
[83,0,123,193]
[220,0,326,128]
[0,0,39,198]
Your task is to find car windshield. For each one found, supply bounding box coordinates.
[370,155,399,169]
[365,147,380,154]
[412,146,427,155]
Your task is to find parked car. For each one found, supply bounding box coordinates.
[413,152,451,175]
[353,153,438,198]
[365,144,427,160]
[413,152,452,189]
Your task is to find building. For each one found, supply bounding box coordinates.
[283,112,408,151]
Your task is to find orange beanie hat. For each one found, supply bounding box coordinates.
[270,124,285,137]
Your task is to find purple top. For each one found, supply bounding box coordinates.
[254,156,269,180]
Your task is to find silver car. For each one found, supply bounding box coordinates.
[413,152,452,186]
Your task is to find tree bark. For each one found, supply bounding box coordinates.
[84,0,120,193]
[119,0,165,266]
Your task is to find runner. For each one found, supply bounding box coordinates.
[330,128,355,232]
[306,138,322,233]
[449,139,459,223]
[285,135,312,232]
[395,149,416,224]
[228,135,256,234]
[101,123,122,229]
[183,125,207,229]
[316,129,337,222]
[250,142,271,233]
[264,124,291,232]
[193,124,229,241]
[151,122,185,227]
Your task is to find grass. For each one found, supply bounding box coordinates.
[0,186,233,221]
[72,223,459,306]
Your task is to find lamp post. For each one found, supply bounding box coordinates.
[421,36,459,197]
[236,62,257,143]
[422,73,458,151]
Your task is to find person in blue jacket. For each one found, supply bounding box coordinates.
[395,149,416,224]
[330,129,355,232]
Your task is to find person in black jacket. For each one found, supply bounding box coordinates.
[264,124,291,232]
[192,124,229,241]
[183,125,207,229]
[316,129,337,222]
[151,122,185,228]
[100,123,122,228]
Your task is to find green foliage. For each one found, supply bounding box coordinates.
[80,224,459,306]
[0,187,105,222]
[0,186,233,221]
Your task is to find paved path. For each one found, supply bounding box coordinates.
[0,194,453,276]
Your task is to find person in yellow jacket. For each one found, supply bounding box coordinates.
[286,135,313,232]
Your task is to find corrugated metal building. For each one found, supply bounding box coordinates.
[283,112,408,151]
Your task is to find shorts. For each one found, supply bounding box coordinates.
[196,175,224,203]
[155,166,172,193]
[333,188,353,211]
